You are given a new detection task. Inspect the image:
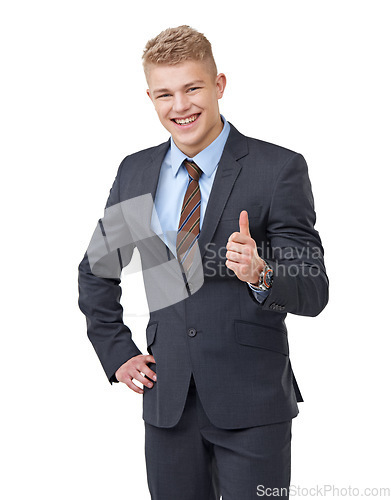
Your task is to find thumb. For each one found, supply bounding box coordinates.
[239,210,251,237]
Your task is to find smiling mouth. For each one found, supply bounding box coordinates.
[171,114,200,126]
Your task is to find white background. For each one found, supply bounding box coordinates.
[1,1,390,498]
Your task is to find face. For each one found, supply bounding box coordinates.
[146,60,226,158]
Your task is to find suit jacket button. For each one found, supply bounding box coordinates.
[270,303,276,310]
[188,328,197,337]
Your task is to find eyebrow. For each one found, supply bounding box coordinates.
[152,80,205,96]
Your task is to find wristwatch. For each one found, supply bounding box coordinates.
[248,260,274,291]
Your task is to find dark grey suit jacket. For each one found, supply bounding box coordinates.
[78,123,328,429]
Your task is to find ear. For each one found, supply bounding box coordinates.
[215,73,227,99]
[146,89,152,101]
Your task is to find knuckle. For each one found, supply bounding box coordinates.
[129,368,138,378]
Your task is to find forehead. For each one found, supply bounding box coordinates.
[146,60,214,90]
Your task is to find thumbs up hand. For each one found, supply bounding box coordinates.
[225,210,265,284]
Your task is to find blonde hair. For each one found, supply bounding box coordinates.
[142,25,217,78]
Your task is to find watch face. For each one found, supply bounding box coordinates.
[264,269,273,288]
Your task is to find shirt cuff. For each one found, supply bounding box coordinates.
[246,283,270,304]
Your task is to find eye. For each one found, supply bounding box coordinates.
[157,93,171,99]
[188,87,200,93]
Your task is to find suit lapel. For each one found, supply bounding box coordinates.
[140,139,171,203]
[139,139,177,260]
[198,123,248,261]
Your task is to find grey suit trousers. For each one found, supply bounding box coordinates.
[144,375,292,500]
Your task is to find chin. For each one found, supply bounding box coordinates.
[175,134,201,150]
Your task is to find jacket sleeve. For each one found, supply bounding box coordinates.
[250,153,329,317]
[78,158,142,384]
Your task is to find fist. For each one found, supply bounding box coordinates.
[225,210,265,284]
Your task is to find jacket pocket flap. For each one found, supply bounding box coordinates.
[235,320,288,355]
[146,323,158,347]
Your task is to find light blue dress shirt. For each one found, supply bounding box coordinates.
[150,115,269,304]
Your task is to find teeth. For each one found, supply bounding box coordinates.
[174,115,198,124]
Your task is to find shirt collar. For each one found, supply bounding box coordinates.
[169,114,231,178]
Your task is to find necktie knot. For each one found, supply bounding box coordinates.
[184,160,202,182]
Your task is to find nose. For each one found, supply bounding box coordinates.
[172,92,191,115]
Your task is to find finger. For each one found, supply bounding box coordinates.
[227,251,251,267]
[143,355,157,380]
[131,369,155,388]
[139,374,155,388]
[226,250,241,263]
[228,231,238,243]
[142,364,157,382]
[227,242,253,262]
[239,210,251,237]
[225,259,239,274]
[124,378,144,394]
[226,241,247,253]
[228,231,250,244]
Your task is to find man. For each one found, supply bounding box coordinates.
[78,25,328,500]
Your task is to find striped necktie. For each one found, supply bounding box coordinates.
[176,160,203,273]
